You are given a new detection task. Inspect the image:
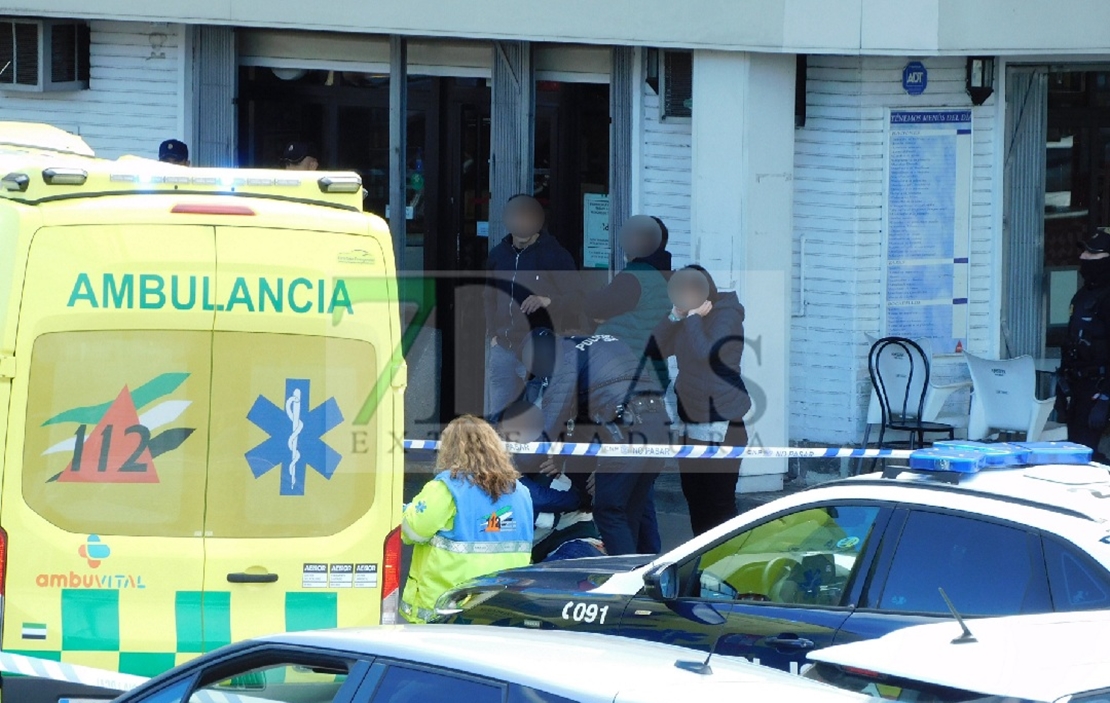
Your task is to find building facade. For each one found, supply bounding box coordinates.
[2,1,1103,489]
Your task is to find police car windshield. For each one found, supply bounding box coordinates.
[803,662,1038,703]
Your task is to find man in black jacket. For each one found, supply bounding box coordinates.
[485,194,578,420]
[1059,227,1110,460]
[520,329,667,556]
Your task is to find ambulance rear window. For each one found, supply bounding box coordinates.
[23,330,380,539]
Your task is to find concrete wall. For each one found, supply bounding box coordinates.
[692,52,796,490]
[5,0,1109,56]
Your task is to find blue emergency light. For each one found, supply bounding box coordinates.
[908,448,993,474]
[932,441,1030,468]
[1008,441,1092,465]
[909,441,1093,475]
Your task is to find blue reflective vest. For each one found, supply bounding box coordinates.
[434,470,534,555]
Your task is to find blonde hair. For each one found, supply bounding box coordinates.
[437,415,520,501]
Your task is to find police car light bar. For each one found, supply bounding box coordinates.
[1009,441,1093,465]
[909,441,1093,475]
[932,440,1028,468]
[908,448,990,474]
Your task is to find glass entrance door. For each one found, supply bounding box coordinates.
[1044,71,1110,351]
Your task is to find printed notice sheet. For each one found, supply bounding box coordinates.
[885,110,973,353]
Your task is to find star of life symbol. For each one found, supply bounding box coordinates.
[245,379,343,496]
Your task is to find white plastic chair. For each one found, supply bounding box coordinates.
[964,352,1065,441]
[862,334,971,446]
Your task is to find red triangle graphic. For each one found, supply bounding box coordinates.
[58,387,159,483]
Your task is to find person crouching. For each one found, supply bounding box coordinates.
[400,415,534,623]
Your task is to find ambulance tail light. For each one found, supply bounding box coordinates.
[0,527,9,596]
[381,526,401,625]
[171,204,256,216]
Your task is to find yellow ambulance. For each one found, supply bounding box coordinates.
[0,124,405,701]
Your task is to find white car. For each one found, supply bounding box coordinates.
[110,625,867,703]
[437,442,1110,674]
[805,610,1110,702]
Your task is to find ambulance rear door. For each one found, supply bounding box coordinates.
[4,222,213,676]
[202,222,397,642]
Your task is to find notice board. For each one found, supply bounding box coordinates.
[583,193,610,269]
[884,110,973,354]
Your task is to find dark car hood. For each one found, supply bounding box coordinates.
[471,554,653,593]
[509,554,652,575]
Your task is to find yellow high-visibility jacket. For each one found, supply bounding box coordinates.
[400,471,533,622]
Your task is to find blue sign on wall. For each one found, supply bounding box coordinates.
[902,61,928,96]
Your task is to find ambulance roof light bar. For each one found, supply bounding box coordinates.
[886,441,1094,483]
[1,172,29,192]
[318,175,362,194]
[41,167,88,186]
[0,160,366,211]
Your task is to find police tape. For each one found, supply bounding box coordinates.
[0,650,147,692]
[403,439,914,460]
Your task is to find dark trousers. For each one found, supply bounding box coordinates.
[566,411,667,556]
[1067,380,1109,462]
[678,423,747,537]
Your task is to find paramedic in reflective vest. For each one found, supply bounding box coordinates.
[521,329,668,555]
[400,415,533,623]
[1060,228,1110,461]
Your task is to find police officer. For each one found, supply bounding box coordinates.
[520,329,668,555]
[1059,227,1110,461]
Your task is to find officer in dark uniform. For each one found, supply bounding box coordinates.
[520,329,669,555]
[1059,227,1110,461]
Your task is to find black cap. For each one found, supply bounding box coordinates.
[1080,227,1110,254]
[158,139,188,163]
[280,141,317,164]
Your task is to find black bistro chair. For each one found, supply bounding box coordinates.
[864,337,956,471]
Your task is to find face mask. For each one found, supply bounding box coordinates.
[1081,257,1110,286]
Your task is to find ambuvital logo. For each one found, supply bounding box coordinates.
[35,534,146,589]
[78,534,110,568]
[35,572,146,590]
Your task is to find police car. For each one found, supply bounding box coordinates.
[805,611,1110,702]
[108,626,867,703]
[435,441,1110,674]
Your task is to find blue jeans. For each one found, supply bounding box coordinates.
[486,342,527,421]
[544,539,606,561]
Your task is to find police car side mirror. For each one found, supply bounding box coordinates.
[643,563,679,602]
